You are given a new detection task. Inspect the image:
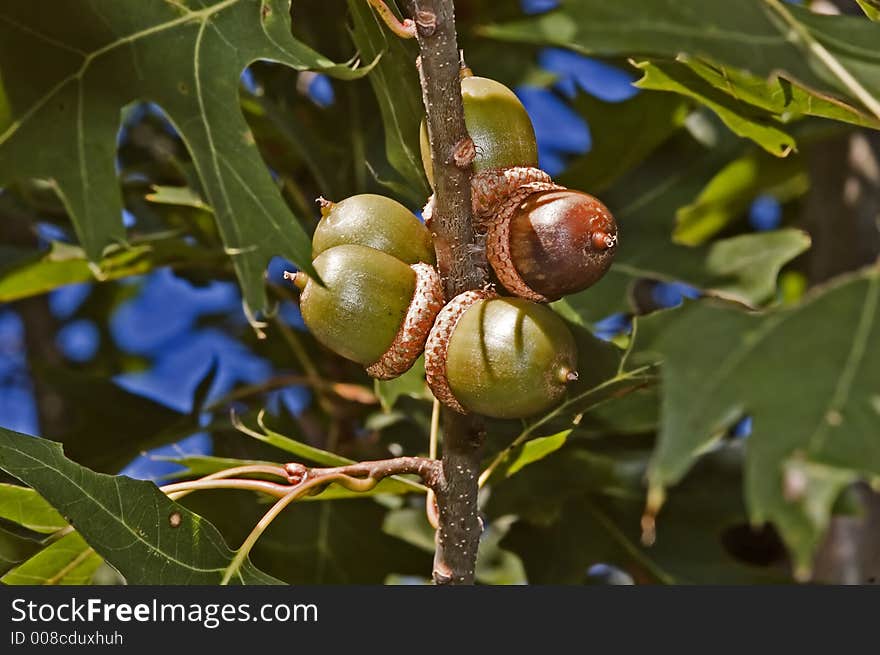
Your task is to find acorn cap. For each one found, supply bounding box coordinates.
[470,167,552,223]
[366,262,445,380]
[424,289,496,414]
[421,166,551,232]
[485,180,563,302]
[297,245,442,377]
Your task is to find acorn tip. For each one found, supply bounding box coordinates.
[316,196,335,217]
[284,271,308,290]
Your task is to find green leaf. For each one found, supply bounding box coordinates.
[674,149,808,245]
[505,430,571,477]
[634,268,880,576]
[677,56,880,129]
[184,494,431,584]
[0,427,282,584]
[145,185,213,211]
[2,532,102,585]
[493,443,788,584]
[634,60,795,157]
[0,237,226,303]
[0,68,10,130]
[702,230,811,305]
[347,0,429,199]
[0,483,67,534]
[559,90,689,193]
[0,0,367,313]
[857,0,880,21]
[237,415,355,466]
[481,0,880,113]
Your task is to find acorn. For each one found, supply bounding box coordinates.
[420,75,538,187]
[292,244,444,379]
[312,194,435,265]
[486,187,619,302]
[424,291,578,419]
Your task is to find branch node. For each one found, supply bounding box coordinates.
[450,136,476,168]
[415,9,437,36]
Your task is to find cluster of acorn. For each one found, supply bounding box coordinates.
[289,74,617,420]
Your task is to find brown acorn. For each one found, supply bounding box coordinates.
[486,187,618,302]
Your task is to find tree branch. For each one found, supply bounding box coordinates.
[409,0,487,585]
[162,457,441,500]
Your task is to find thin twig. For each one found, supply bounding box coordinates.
[425,399,441,529]
[367,0,417,38]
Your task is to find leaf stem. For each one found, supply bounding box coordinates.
[367,0,417,38]
[162,478,293,501]
[425,399,441,529]
[220,488,305,585]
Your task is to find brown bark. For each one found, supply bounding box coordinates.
[409,0,488,585]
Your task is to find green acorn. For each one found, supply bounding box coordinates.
[420,75,538,187]
[292,244,444,380]
[312,194,435,265]
[424,291,578,419]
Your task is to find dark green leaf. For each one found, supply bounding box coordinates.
[347,0,429,199]
[0,0,368,313]
[184,493,430,584]
[633,268,880,576]
[0,427,282,584]
[559,90,688,193]
[481,0,880,114]
[39,367,193,473]
[494,443,788,584]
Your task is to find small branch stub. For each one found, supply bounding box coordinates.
[415,9,437,36]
